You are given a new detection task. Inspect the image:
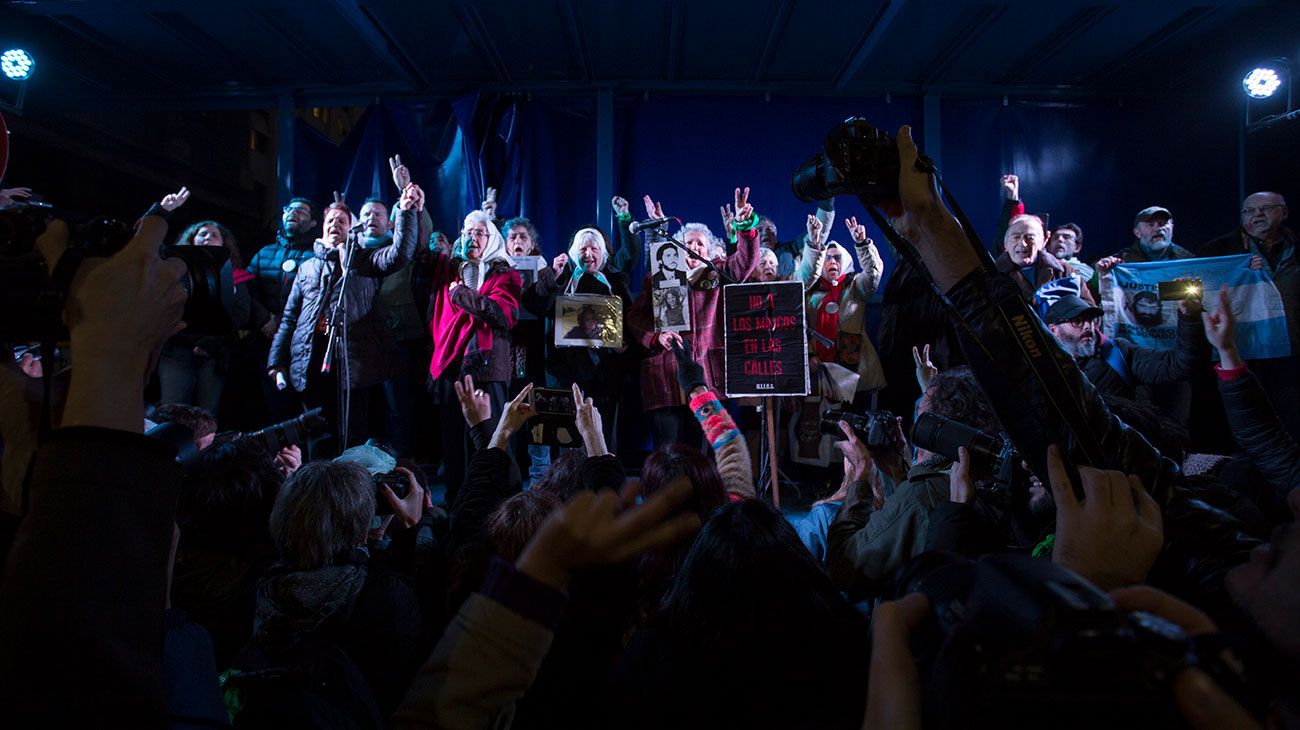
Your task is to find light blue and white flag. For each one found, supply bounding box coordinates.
[1100,254,1291,360]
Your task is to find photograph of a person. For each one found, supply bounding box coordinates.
[652,285,690,332]
[554,293,623,348]
[650,240,691,290]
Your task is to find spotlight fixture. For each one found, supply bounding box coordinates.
[0,49,34,81]
[1243,66,1282,99]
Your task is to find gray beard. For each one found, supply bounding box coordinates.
[1140,238,1171,255]
[1061,339,1098,359]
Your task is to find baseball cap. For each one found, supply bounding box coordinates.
[1134,206,1172,226]
[1043,294,1103,325]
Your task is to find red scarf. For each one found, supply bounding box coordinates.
[427,265,522,380]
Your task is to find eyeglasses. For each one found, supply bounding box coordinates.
[463,229,488,239]
[283,205,311,215]
[1242,204,1285,216]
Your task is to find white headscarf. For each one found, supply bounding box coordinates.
[815,240,856,283]
[565,227,611,294]
[457,209,511,292]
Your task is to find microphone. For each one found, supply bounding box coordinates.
[630,216,674,234]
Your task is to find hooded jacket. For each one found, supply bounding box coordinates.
[269,209,418,391]
[247,227,319,331]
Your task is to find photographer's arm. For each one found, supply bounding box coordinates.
[0,217,187,723]
[889,126,1175,499]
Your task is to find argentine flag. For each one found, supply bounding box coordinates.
[1100,254,1291,360]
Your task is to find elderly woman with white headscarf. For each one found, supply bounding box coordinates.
[418,207,523,507]
[521,214,639,448]
[797,214,887,400]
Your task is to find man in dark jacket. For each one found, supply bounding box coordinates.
[246,197,319,420]
[268,185,422,454]
[1037,281,1208,404]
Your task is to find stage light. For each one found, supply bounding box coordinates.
[1243,66,1282,99]
[1,49,34,81]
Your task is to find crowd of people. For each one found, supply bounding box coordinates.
[0,124,1296,728]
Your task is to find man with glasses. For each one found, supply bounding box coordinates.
[1200,191,1299,437]
[246,197,319,418]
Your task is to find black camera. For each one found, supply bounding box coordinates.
[885,552,1252,729]
[820,407,899,450]
[791,117,901,205]
[235,408,329,453]
[374,471,410,515]
[911,412,1027,505]
[0,202,232,341]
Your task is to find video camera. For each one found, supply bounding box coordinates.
[911,412,1029,506]
[819,407,900,451]
[885,552,1253,729]
[234,408,329,453]
[0,201,231,341]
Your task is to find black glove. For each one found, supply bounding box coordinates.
[672,338,707,395]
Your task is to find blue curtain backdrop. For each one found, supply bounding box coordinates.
[289,92,1250,291]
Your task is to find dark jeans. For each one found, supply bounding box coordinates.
[432,376,505,509]
[158,345,224,414]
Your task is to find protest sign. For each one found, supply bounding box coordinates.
[723,281,810,397]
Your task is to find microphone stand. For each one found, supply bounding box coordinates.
[320,223,362,447]
[651,224,738,286]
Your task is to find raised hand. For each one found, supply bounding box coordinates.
[733,186,753,225]
[489,383,536,450]
[889,125,975,293]
[453,373,492,427]
[612,196,630,217]
[1046,444,1162,590]
[551,253,569,276]
[482,186,498,218]
[912,343,938,392]
[398,182,425,211]
[805,214,824,248]
[571,382,608,457]
[1094,255,1123,274]
[389,155,411,191]
[514,476,702,590]
[160,186,191,212]
[643,194,665,220]
[844,215,869,245]
[332,190,344,205]
[1201,286,1242,368]
[720,204,735,234]
[1001,174,1019,201]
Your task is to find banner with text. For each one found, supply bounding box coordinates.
[724,281,810,397]
[1100,254,1291,360]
